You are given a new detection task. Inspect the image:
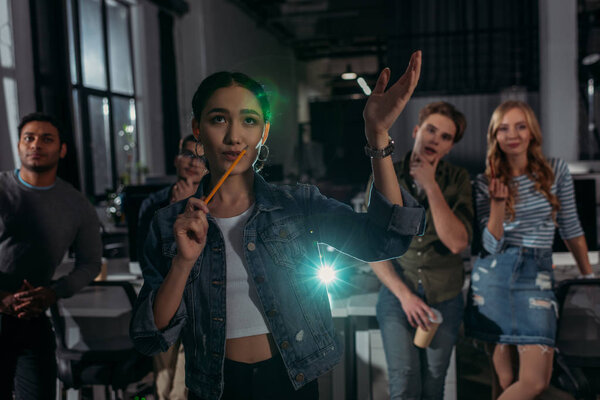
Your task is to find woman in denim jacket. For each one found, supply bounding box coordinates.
[130,52,426,400]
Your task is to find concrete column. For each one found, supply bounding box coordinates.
[539,0,578,160]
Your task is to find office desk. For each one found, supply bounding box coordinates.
[53,285,131,318]
[54,257,144,291]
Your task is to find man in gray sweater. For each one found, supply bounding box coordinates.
[0,112,102,399]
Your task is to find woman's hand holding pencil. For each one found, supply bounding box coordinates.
[173,197,210,266]
[172,149,248,266]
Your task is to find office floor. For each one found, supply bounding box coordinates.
[456,336,492,400]
[66,322,583,400]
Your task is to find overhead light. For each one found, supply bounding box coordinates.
[583,53,600,66]
[341,64,357,80]
[583,53,600,79]
[357,77,371,95]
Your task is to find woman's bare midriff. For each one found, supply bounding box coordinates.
[225,333,275,363]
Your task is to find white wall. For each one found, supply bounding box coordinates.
[131,1,165,176]
[173,0,298,173]
[539,0,578,160]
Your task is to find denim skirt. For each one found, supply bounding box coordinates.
[464,246,557,346]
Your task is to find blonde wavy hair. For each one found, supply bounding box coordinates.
[485,100,559,221]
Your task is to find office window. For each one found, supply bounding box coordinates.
[67,0,137,196]
[0,0,20,168]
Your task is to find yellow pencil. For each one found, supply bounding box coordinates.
[205,149,247,203]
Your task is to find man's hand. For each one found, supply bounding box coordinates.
[363,51,422,147]
[398,291,434,330]
[0,290,18,315]
[171,177,197,204]
[13,280,57,319]
[409,153,438,192]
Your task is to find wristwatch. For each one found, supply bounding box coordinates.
[364,136,395,159]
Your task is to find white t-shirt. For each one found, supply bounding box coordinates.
[213,205,270,339]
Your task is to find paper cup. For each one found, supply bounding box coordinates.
[94,257,107,281]
[413,308,443,348]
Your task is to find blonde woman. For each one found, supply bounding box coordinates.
[465,101,594,399]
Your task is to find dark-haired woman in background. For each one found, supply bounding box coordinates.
[130,52,427,400]
[465,101,594,400]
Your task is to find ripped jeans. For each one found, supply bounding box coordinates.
[465,246,557,346]
[376,285,464,400]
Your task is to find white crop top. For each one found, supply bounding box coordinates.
[213,205,270,339]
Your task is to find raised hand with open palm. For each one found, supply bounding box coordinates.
[363,50,422,148]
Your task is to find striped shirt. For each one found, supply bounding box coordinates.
[475,158,584,253]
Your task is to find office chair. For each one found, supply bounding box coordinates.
[50,281,152,399]
[552,278,600,400]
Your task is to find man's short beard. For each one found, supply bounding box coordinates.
[21,162,56,173]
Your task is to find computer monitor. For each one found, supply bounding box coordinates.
[122,184,171,262]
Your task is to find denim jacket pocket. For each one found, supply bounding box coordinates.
[259,215,309,269]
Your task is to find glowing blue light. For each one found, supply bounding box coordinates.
[318,264,337,284]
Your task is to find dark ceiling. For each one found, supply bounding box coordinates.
[227,0,387,61]
[226,0,545,97]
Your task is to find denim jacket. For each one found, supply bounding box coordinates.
[130,173,425,399]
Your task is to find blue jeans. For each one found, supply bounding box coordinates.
[188,353,318,400]
[376,285,464,400]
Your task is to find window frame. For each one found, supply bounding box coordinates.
[68,0,138,198]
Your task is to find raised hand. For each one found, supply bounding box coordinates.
[173,197,209,265]
[171,177,198,204]
[489,178,508,202]
[363,50,422,146]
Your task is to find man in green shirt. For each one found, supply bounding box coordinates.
[367,102,473,399]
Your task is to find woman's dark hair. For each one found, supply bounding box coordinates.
[191,71,271,123]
